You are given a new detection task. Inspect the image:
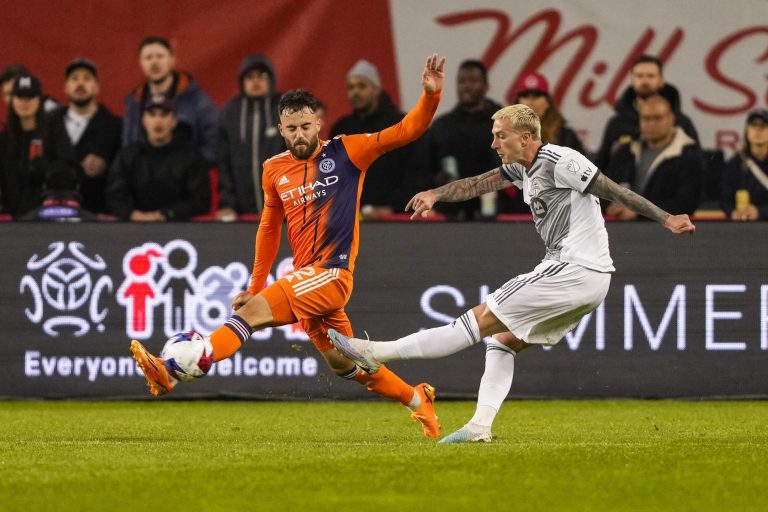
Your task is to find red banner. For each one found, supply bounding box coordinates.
[1,0,400,131]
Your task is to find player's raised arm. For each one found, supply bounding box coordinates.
[406,167,509,219]
[343,54,445,171]
[375,53,445,151]
[587,172,696,234]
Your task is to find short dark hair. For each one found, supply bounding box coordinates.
[139,36,173,54]
[458,59,488,82]
[640,93,673,112]
[0,63,30,85]
[632,55,663,74]
[278,89,320,116]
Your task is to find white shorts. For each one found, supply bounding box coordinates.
[485,260,611,346]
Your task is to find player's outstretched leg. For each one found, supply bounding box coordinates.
[131,315,253,397]
[130,340,177,396]
[328,310,481,372]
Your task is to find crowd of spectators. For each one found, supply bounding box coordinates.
[0,38,765,223]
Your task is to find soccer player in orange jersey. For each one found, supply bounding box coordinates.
[131,54,446,438]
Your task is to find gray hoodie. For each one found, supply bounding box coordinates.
[216,54,285,213]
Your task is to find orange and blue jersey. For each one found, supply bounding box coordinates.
[247,90,440,293]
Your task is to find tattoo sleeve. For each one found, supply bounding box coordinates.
[432,168,509,203]
[587,173,669,224]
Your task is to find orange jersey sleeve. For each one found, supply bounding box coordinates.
[248,167,286,294]
[342,90,441,171]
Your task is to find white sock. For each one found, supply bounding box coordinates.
[406,391,421,410]
[468,339,516,429]
[373,310,481,361]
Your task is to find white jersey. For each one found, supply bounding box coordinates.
[501,143,614,272]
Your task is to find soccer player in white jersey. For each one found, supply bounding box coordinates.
[328,103,695,443]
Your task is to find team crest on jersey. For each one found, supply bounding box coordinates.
[530,197,548,219]
[528,177,542,197]
[318,158,335,173]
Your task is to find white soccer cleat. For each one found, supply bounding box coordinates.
[438,426,492,444]
[327,329,381,374]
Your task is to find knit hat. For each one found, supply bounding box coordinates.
[347,59,380,88]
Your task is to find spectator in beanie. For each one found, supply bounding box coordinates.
[330,59,430,220]
[216,54,285,220]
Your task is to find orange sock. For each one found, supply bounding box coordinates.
[350,364,415,406]
[209,315,252,362]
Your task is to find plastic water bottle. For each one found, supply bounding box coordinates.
[441,156,459,180]
[480,191,498,219]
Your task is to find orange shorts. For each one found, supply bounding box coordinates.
[259,266,354,352]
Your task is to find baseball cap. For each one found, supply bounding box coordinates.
[347,59,380,88]
[143,93,175,112]
[65,58,98,79]
[11,74,42,98]
[514,72,550,96]
[747,108,768,124]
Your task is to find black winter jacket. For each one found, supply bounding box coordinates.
[106,136,210,220]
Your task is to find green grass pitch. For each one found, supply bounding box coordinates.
[1,400,766,511]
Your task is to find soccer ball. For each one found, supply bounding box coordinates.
[161,331,214,382]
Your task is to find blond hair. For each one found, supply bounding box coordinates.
[492,104,541,140]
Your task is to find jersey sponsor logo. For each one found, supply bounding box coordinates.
[278,175,289,186]
[580,166,595,182]
[280,175,339,206]
[531,197,548,218]
[318,158,336,173]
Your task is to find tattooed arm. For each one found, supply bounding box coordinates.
[587,172,696,234]
[405,167,509,219]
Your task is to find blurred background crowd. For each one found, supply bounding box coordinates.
[1,32,766,224]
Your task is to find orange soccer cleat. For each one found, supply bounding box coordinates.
[411,383,440,438]
[130,340,176,396]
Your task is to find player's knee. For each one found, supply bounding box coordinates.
[493,332,530,352]
[236,295,274,330]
